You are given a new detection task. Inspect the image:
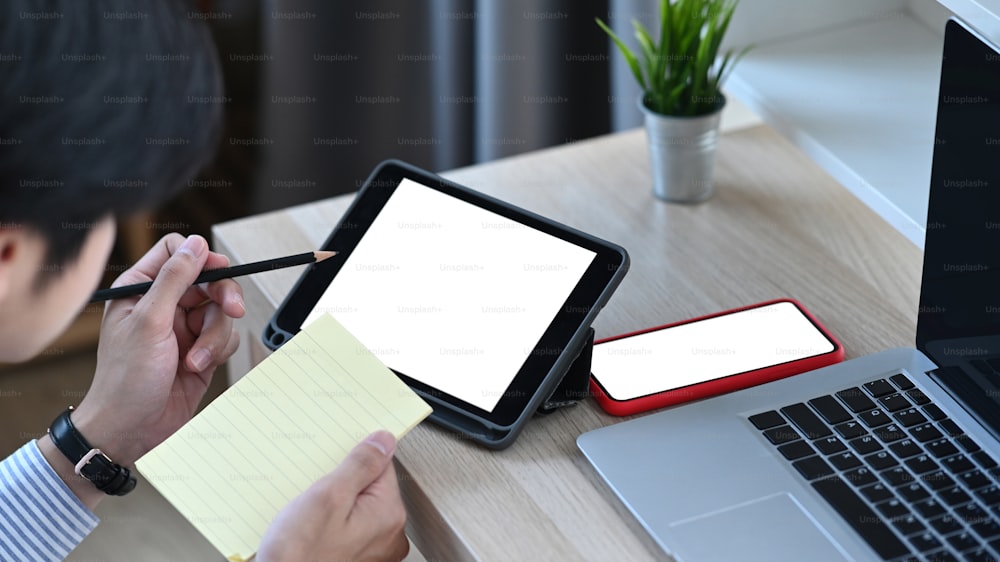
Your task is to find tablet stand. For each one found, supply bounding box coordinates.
[536,328,595,415]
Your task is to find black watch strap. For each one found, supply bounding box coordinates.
[48,408,137,496]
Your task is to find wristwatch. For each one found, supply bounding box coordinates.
[48,407,137,496]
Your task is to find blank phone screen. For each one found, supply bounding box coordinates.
[591,301,836,401]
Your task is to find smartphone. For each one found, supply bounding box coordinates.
[589,299,844,416]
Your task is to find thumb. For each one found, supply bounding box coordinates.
[331,431,397,495]
[138,235,208,317]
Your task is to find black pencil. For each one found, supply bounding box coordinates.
[89,250,337,304]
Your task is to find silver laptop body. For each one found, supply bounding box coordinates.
[579,19,1000,562]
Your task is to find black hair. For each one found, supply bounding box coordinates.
[0,0,223,281]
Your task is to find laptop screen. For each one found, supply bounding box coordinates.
[917,20,1000,429]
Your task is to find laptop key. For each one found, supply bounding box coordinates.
[960,469,991,491]
[922,471,956,491]
[777,440,814,460]
[890,374,915,390]
[939,419,963,437]
[865,451,898,471]
[956,503,989,523]
[780,404,832,439]
[859,409,892,428]
[811,477,911,560]
[943,454,976,475]
[898,483,930,502]
[940,486,972,507]
[972,451,998,470]
[976,485,1000,506]
[863,379,896,398]
[876,498,909,519]
[927,439,960,459]
[963,548,996,562]
[894,408,927,428]
[808,395,852,424]
[829,452,861,471]
[890,439,922,459]
[873,423,906,443]
[911,423,944,443]
[923,404,947,421]
[929,514,963,535]
[879,393,911,412]
[836,421,868,440]
[837,388,876,413]
[881,467,916,487]
[792,456,834,480]
[926,551,959,562]
[845,467,878,487]
[763,426,801,445]
[860,482,894,503]
[972,519,1000,539]
[945,531,979,552]
[749,410,785,430]
[909,532,942,552]
[956,434,982,453]
[914,498,947,519]
[904,454,940,475]
[893,514,925,536]
[907,388,931,406]
[849,435,883,455]
[815,436,847,455]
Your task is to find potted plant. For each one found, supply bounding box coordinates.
[597,0,748,203]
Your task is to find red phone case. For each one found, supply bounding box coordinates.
[589,298,844,416]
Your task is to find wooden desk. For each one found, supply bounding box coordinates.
[213,125,923,561]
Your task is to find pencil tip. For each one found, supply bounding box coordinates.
[314,250,338,262]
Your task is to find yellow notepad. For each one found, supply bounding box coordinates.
[135,313,432,561]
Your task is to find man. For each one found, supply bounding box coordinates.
[0,1,409,560]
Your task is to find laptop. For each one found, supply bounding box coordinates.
[578,18,1000,562]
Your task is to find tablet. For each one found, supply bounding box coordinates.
[265,160,629,447]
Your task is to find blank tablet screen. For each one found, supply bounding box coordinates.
[302,177,597,412]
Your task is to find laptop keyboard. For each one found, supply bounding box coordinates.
[750,373,1000,562]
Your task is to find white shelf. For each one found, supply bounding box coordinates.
[939,0,1000,44]
[725,12,944,248]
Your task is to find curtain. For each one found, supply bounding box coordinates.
[252,0,651,212]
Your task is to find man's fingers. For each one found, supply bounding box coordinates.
[111,232,186,288]
[184,303,233,373]
[202,278,245,318]
[330,431,397,497]
[112,231,231,294]
[389,533,410,562]
[135,235,209,319]
[192,328,238,388]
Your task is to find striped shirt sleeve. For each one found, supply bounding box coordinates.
[0,441,100,562]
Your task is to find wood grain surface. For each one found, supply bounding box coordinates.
[213,125,923,561]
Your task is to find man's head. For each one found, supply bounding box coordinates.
[0,0,223,361]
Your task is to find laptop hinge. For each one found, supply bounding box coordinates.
[929,365,1000,444]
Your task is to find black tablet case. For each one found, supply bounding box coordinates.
[264,319,595,447]
[261,159,624,449]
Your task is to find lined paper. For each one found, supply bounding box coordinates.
[135,313,432,561]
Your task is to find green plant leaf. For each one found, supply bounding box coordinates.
[633,20,659,95]
[600,0,750,115]
[657,0,671,98]
[596,17,648,91]
[714,44,753,90]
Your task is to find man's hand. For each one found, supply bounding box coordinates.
[73,233,244,465]
[256,431,410,562]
